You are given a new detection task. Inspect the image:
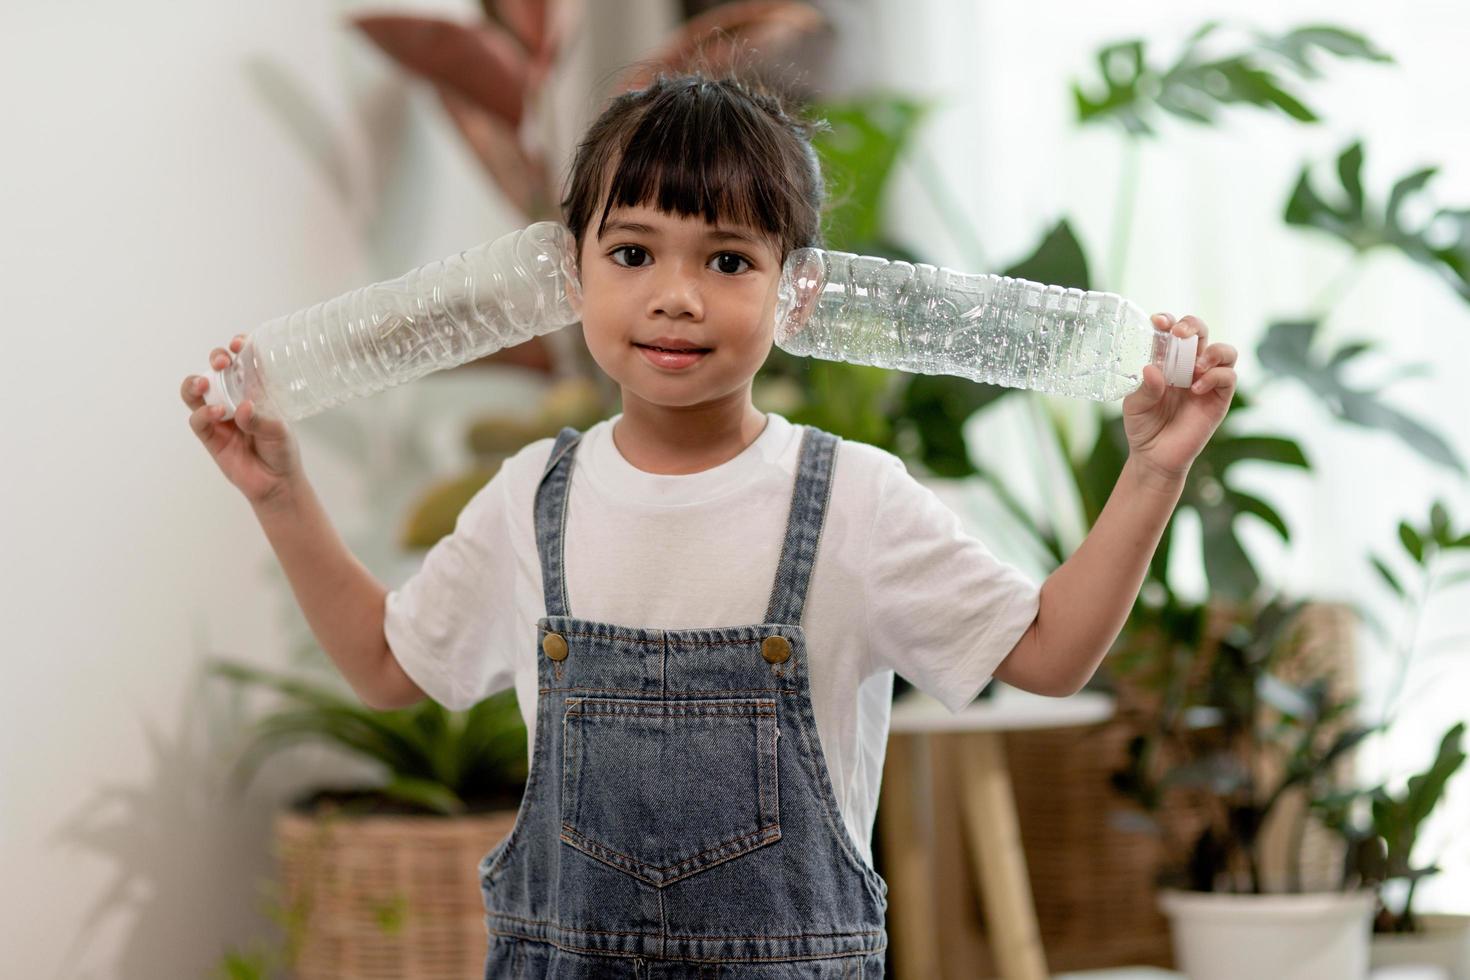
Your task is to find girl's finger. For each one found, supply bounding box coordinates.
[189,403,226,438]
[241,400,289,441]
[182,374,208,408]
[1151,312,1174,333]
[1204,342,1237,368]
[1191,365,1237,394]
[1175,314,1209,349]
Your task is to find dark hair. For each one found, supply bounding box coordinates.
[560,67,828,269]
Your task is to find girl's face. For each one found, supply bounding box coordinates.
[574,203,783,414]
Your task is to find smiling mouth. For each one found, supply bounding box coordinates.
[635,343,712,354]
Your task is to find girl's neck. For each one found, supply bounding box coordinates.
[611,395,769,476]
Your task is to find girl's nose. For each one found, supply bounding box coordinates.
[647,263,703,320]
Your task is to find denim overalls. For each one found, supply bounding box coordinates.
[477,424,890,978]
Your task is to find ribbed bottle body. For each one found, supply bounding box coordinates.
[773,249,1168,401]
[213,221,581,421]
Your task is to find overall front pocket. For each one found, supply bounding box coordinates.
[560,697,780,887]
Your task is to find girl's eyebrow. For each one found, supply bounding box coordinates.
[601,219,764,248]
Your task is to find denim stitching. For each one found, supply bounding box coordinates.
[540,626,801,647]
[482,931,885,965]
[560,824,781,880]
[565,706,776,717]
[485,911,885,941]
[540,687,794,697]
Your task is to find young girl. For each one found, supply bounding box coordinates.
[182,69,1236,978]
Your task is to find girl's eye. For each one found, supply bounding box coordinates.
[711,253,751,275]
[607,247,751,275]
[609,245,649,268]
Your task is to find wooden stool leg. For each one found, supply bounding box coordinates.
[957,730,1049,980]
[878,732,940,980]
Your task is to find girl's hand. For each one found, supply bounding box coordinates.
[181,334,303,508]
[1121,313,1237,482]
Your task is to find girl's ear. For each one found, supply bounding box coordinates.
[565,235,586,317]
[569,258,584,317]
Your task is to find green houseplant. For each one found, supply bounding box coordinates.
[1110,502,1470,977]
[1315,500,1470,974]
[1111,593,1383,976]
[851,19,1470,976]
[1318,721,1469,974]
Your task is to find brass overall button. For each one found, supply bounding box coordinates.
[761,635,791,664]
[542,632,569,661]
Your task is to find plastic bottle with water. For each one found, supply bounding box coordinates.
[202,221,583,422]
[772,248,1197,400]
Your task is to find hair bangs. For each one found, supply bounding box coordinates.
[561,71,826,264]
[597,91,787,251]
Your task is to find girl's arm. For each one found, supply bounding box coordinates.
[993,458,1183,697]
[253,477,427,711]
[993,312,1237,698]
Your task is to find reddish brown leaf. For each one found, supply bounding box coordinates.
[436,85,553,220]
[523,0,578,94]
[354,14,529,128]
[494,0,549,56]
[615,0,827,92]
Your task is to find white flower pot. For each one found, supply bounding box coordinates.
[1159,888,1375,980]
[1370,913,1470,980]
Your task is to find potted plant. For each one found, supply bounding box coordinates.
[1317,501,1470,977]
[1104,595,1382,979]
[1317,722,1470,977]
[209,660,530,980]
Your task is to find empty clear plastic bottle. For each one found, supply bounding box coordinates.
[772,248,1197,401]
[203,221,583,422]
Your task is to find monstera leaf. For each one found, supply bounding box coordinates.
[1074,22,1392,137]
[812,95,931,250]
[1073,394,1308,602]
[1257,319,1464,474]
[1285,140,1470,302]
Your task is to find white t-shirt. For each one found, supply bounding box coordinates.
[385,411,1041,865]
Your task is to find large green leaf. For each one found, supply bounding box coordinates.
[1001,218,1093,291]
[208,658,528,812]
[1285,140,1470,302]
[1074,22,1391,136]
[786,360,898,448]
[810,96,932,248]
[1085,408,1308,602]
[1257,319,1465,473]
[1370,722,1467,886]
[1404,723,1468,831]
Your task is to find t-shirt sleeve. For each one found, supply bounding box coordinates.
[863,455,1041,713]
[383,461,522,712]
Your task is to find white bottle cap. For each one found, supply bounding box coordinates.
[202,367,238,421]
[1163,333,1199,388]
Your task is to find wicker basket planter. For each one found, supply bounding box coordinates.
[274,796,518,980]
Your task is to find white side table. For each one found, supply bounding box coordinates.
[881,685,1116,980]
